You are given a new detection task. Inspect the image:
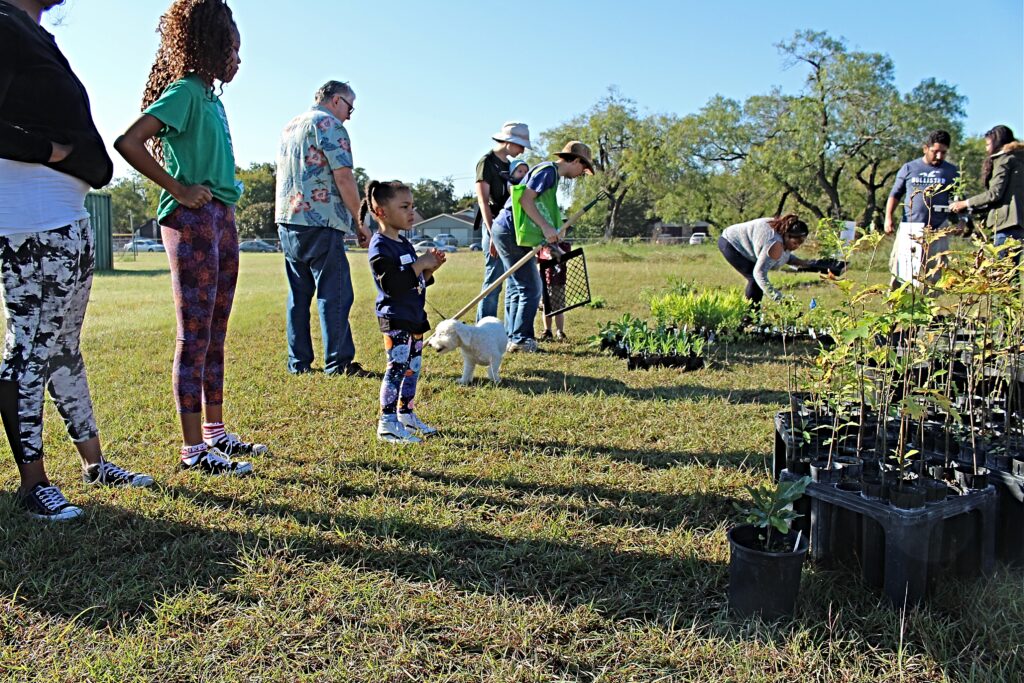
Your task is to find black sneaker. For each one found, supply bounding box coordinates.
[19,482,84,521]
[540,330,553,340]
[207,432,270,457]
[84,458,155,488]
[180,447,253,476]
[340,361,374,378]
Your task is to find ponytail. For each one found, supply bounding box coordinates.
[768,213,808,238]
[360,178,411,227]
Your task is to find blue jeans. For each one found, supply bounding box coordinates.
[994,227,1024,264]
[491,220,541,343]
[278,224,355,374]
[475,228,507,321]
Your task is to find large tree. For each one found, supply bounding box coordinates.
[411,177,456,219]
[108,171,159,232]
[236,201,276,239]
[671,30,965,228]
[235,162,276,212]
[541,88,658,238]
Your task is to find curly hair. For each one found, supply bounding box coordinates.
[141,0,237,162]
[767,214,808,238]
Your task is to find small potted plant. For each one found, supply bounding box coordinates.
[728,475,812,620]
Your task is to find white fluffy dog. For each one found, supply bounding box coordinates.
[426,316,507,384]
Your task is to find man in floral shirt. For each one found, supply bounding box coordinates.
[275,81,373,376]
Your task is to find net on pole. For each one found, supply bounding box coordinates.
[539,247,591,316]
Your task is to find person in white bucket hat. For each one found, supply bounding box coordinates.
[473,122,532,321]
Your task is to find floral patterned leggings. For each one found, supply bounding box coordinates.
[160,201,239,414]
[379,330,423,416]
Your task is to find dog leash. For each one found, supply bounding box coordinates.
[426,299,451,322]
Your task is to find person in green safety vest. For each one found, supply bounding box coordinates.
[488,141,594,353]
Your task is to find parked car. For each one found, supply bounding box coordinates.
[122,238,164,252]
[469,242,483,251]
[433,233,459,247]
[689,233,708,245]
[239,239,278,253]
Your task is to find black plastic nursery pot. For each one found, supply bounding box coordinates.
[728,524,808,620]
[920,478,951,503]
[955,465,990,491]
[810,459,842,484]
[887,483,926,510]
[625,352,704,372]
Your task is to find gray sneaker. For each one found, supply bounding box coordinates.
[377,418,422,444]
[398,412,438,436]
[84,458,155,488]
[507,338,539,353]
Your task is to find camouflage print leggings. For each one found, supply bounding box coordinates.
[160,201,239,414]
[0,219,98,464]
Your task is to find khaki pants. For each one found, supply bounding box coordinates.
[889,222,949,287]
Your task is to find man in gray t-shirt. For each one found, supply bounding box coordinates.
[885,130,960,232]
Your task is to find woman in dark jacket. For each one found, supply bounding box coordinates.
[951,125,1024,262]
[0,0,153,521]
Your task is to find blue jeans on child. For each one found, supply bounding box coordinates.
[278,224,356,375]
[490,220,541,344]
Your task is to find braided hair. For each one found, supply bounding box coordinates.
[359,180,412,226]
[141,0,237,163]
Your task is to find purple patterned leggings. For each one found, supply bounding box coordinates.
[160,201,239,414]
[380,330,423,416]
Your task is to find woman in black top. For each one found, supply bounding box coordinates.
[0,0,154,521]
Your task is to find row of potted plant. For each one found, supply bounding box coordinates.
[592,314,707,370]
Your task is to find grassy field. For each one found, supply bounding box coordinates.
[0,242,1021,682]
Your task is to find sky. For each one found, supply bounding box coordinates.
[43,0,1024,197]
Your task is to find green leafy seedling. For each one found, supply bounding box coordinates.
[734,476,811,553]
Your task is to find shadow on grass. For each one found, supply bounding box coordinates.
[99,268,168,278]
[0,488,726,629]
[441,431,766,470]
[476,368,788,407]
[1,489,1016,680]
[271,462,743,530]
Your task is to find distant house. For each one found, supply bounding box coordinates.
[356,208,426,243]
[650,219,712,243]
[134,218,160,239]
[412,212,477,247]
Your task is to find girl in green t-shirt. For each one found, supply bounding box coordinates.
[115,0,267,476]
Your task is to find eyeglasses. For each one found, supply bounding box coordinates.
[337,94,355,113]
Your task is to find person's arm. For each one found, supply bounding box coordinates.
[331,167,371,247]
[114,114,211,209]
[369,251,439,296]
[885,165,908,234]
[0,43,72,164]
[883,195,900,234]
[755,242,785,301]
[953,159,1012,213]
[475,180,493,230]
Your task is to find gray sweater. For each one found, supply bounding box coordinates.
[721,217,790,300]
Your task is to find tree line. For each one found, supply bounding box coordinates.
[108,164,472,239]
[109,30,986,240]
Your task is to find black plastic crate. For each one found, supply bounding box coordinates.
[782,470,997,607]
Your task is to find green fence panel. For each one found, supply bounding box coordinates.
[85,192,113,272]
